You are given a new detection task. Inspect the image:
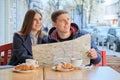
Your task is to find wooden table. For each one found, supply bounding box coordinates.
[0,66,120,80]
[0,67,43,80]
[44,66,120,80]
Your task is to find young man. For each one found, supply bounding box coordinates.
[48,10,101,65]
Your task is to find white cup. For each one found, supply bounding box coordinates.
[71,58,83,67]
[26,59,38,65]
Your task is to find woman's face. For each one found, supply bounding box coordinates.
[31,13,42,35]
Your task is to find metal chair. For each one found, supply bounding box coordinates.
[0,43,13,65]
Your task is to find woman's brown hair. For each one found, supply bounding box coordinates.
[20,9,44,38]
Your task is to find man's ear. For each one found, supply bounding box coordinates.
[52,22,56,28]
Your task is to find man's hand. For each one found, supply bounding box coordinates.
[86,48,98,59]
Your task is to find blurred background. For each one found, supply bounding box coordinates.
[0,0,120,55]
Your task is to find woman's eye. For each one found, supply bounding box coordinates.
[33,19,37,21]
[67,18,69,20]
[39,18,42,20]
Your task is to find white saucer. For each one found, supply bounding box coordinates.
[52,66,74,72]
[12,68,34,73]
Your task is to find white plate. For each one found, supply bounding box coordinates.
[52,66,74,72]
[33,64,39,67]
[12,68,34,73]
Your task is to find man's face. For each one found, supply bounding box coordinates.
[53,13,71,33]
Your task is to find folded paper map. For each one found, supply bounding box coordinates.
[32,34,91,66]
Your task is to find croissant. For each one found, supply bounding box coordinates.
[62,63,74,69]
[55,64,62,70]
[55,62,74,70]
[15,64,35,70]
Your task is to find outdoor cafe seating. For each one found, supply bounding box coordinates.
[0,43,13,65]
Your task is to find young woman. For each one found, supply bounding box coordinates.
[9,9,47,65]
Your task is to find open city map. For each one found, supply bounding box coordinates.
[32,34,91,66]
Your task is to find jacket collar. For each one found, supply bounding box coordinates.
[49,23,79,41]
[23,35,32,55]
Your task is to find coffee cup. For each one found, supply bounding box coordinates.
[26,59,38,66]
[71,58,83,67]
